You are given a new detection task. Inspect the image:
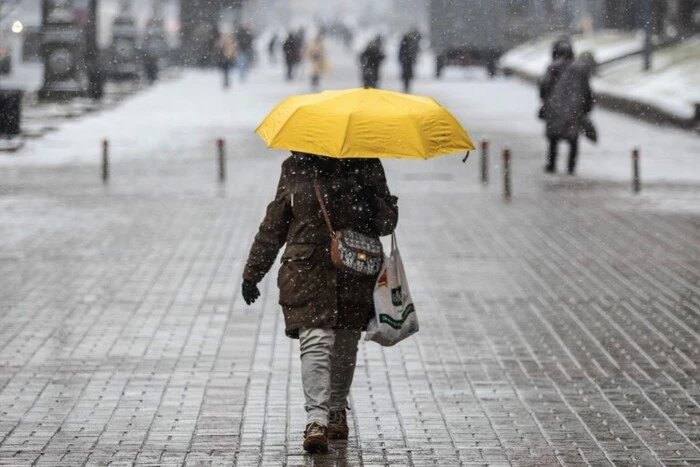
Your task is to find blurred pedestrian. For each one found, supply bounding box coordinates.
[359,36,385,88]
[216,32,237,89]
[539,38,574,171]
[268,33,278,64]
[283,32,299,80]
[236,25,254,81]
[307,33,328,91]
[241,153,399,453]
[541,51,595,175]
[398,28,421,93]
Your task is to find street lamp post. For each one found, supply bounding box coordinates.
[86,0,104,99]
[643,0,653,71]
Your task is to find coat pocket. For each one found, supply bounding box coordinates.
[278,244,322,307]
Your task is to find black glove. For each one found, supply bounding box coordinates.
[242,279,260,305]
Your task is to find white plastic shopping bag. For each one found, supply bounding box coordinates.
[365,233,419,346]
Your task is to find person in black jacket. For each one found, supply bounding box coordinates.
[539,38,576,173]
[282,32,298,81]
[398,28,421,93]
[541,52,595,175]
[359,36,386,88]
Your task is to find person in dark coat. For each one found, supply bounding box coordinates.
[539,38,575,173]
[541,52,595,175]
[241,153,398,453]
[235,25,254,81]
[267,33,278,64]
[539,38,575,116]
[360,36,386,88]
[283,32,299,80]
[398,28,421,93]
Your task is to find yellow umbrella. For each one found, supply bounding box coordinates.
[255,88,475,159]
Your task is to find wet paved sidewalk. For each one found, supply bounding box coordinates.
[1,64,700,466]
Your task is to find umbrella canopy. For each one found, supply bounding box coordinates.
[255,88,475,159]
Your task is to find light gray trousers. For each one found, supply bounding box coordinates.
[298,328,362,426]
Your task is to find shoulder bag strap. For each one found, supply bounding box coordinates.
[313,179,335,238]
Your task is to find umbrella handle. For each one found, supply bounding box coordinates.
[462,151,470,163]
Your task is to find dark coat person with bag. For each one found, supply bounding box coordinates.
[241,152,398,453]
[541,52,595,175]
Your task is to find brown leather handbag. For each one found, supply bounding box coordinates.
[313,180,384,276]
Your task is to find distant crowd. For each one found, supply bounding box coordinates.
[215,24,425,94]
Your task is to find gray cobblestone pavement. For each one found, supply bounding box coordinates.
[1,53,699,466]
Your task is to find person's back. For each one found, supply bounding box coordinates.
[237,27,254,53]
[542,53,594,174]
[398,32,419,92]
[241,152,398,452]
[398,34,412,65]
[540,58,571,105]
[546,56,593,140]
[283,34,295,58]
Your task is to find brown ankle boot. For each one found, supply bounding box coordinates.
[328,409,349,440]
[303,422,328,453]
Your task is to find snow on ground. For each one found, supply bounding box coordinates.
[500,30,700,120]
[1,39,699,187]
[596,36,700,119]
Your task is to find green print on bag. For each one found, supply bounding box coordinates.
[379,303,416,330]
[391,286,403,306]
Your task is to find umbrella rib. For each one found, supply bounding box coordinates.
[339,110,353,157]
[407,106,430,159]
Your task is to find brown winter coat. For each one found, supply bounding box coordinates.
[243,153,399,338]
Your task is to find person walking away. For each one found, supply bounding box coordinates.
[216,32,237,89]
[236,25,254,81]
[398,28,421,93]
[360,36,386,88]
[283,32,298,80]
[539,38,574,173]
[241,153,399,453]
[142,48,159,84]
[541,52,595,175]
[268,33,278,64]
[307,34,327,91]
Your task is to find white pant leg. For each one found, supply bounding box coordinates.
[329,329,362,412]
[299,328,334,426]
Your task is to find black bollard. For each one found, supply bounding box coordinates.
[503,148,511,201]
[480,139,489,185]
[217,139,226,183]
[102,139,109,183]
[632,148,641,193]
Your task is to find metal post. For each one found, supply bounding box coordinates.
[632,148,641,193]
[503,148,511,200]
[102,139,109,183]
[480,140,489,185]
[643,0,653,71]
[86,0,104,100]
[217,138,226,183]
